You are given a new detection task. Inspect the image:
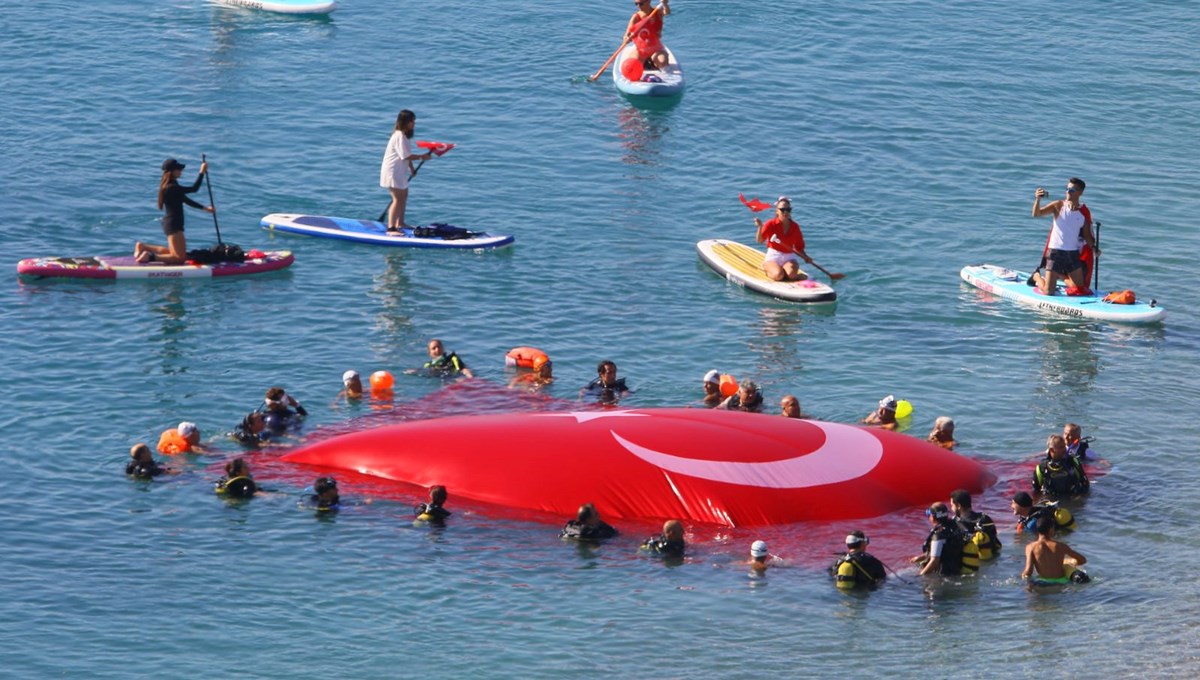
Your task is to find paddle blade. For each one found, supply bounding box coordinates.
[739,194,773,212]
[417,140,455,156]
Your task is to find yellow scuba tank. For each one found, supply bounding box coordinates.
[1054,506,1076,532]
[960,537,981,573]
[972,530,994,561]
[835,559,857,590]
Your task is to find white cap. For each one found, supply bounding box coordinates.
[879,394,897,411]
[750,540,769,558]
[177,421,198,438]
[342,370,360,384]
[703,369,721,385]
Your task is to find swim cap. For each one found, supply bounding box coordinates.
[533,355,550,369]
[703,370,720,385]
[879,395,897,411]
[177,422,198,438]
[342,370,359,384]
[750,540,769,558]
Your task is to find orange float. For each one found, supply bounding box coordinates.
[504,346,550,370]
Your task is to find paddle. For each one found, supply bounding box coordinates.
[1093,220,1101,292]
[377,141,456,223]
[740,194,845,280]
[587,4,662,82]
[201,153,222,245]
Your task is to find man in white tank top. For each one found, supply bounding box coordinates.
[1030,177,1100,295]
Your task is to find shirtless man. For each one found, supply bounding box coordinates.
[1021,517,1087,585]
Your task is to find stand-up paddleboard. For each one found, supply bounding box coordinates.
[215,0,338,14]
[17,251,294,281]
[697,239,837,304]
[960,264,1165,324]
[261,214,515,250]
[614,43,684,97]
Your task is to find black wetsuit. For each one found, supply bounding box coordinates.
[126,460,165,479]
[956,510,1002,556]
[561,519,618,541]
[161,173,206,236]
[415,502,452,523]
[642,534,685,557]
[1033,456,1090,498]
[832,551,887,587]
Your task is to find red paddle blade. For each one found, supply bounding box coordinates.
[417,140,455,156]
[739,193,773,212]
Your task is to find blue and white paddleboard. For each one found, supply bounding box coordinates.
[215,0,338,15]
[960,264,1165,324]
[260,214,514,250]
[613,43,684,97]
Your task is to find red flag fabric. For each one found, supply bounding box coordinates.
[739,194,773,212]
[417,140,455,156]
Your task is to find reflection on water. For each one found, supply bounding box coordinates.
[749,305,805,373]
[617,105,672,170]
[370,252,414,363]
[148,282,188,375]
[1031,322,1100,423]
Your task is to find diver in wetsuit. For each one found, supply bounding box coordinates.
[125,443,172,479]
[582,360,631,404]
[214,457,258,499]
[560,503,618,542]
[641,519,685,558]
[831,531,887,589]
[415,485,452,524]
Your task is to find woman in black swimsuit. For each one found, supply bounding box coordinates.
[135,158,213,264]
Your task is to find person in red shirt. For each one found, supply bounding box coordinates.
[626,0,671,70]
[754,196,812,281]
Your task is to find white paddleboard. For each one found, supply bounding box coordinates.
[697,239,836,304]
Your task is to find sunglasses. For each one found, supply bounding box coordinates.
[1066,187,1080,194]
[778,207,792,213]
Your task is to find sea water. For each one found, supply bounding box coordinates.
[2,0,1199,676]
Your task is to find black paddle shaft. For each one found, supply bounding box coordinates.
[1093,220,1101,291]
[201,153,222,245]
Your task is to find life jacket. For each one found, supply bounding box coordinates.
[215,476,257,499]
[642,535,684,557]
[415,502,452,523]
[425,352,466,375]
[156,428,193,455]
[922,522,977,576]
[126,460,163,479]
[1035,457,1089,497]
[832,552,886,589]
[956,511,1001,560]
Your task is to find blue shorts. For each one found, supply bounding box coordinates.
[1047,248,1082,275]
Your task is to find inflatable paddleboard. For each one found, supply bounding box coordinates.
[282,408,995,527]
[261,214,515,250]
[613,43,685,97]
[960,264,1165,324]
[697,239,837,304]
[215,0,338,14]
[17,251,294,281]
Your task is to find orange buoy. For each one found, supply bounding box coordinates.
[505,346,550,370]
[719,374,739,397]
[370,370,394,390]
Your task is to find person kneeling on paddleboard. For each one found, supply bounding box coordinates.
[626,0,671,70]
[136,158,213,264]
[1030,178,1100,296]
[754,197,812,282]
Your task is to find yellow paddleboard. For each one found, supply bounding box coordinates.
[696,239,836,304]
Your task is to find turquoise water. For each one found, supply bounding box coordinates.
[4,0,1200,676]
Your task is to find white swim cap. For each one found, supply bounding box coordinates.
[342,370,360,384]
[177,421,198,438]
[703,369,720,385]
[750,540,769,558]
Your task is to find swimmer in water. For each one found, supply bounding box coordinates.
[747,540,772,574]
[157,421,202,455]
[701,370,723,407]
[214,457,258,499]
[641,519,685,558]
[263,386,307,433]
[233,411,271,447]
[862,395,898,430]
[510,355,553,390]
[928,416,956,449]
[1022,516,1088,585]
[718,380,764,413]
[423,338,474,378]
[125,443,174,479]
[310,476,340,511]
[780,394,807,419]
[415,484,452,524]
[582,360,631,404]
[338,370,364,401]
[560,502,618,542]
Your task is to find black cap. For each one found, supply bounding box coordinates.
[1012,491,1033,507]
[162,158,185,172]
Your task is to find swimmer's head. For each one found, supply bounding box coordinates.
[342,370,361,387]
[178,421,199,444]
[781,394,800,418]
[935,416,954,434]
[1046,434,1066,458]
[750,540,769,559]
[1012,491,1034,511]
[429,484,447,505]
[130,443,153,463]
[1063,422,1081,443]
[949,488,973,512]
[314,477,339,504]
[925,502,950,522]
[225,457,250,478]
[846,530,869,549]
[577,502,598,524]
[878,395,898,412]
[1036,516,1057,537]
[241,411,265,434]
[597,360,617,378]
[663,519,684,542]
